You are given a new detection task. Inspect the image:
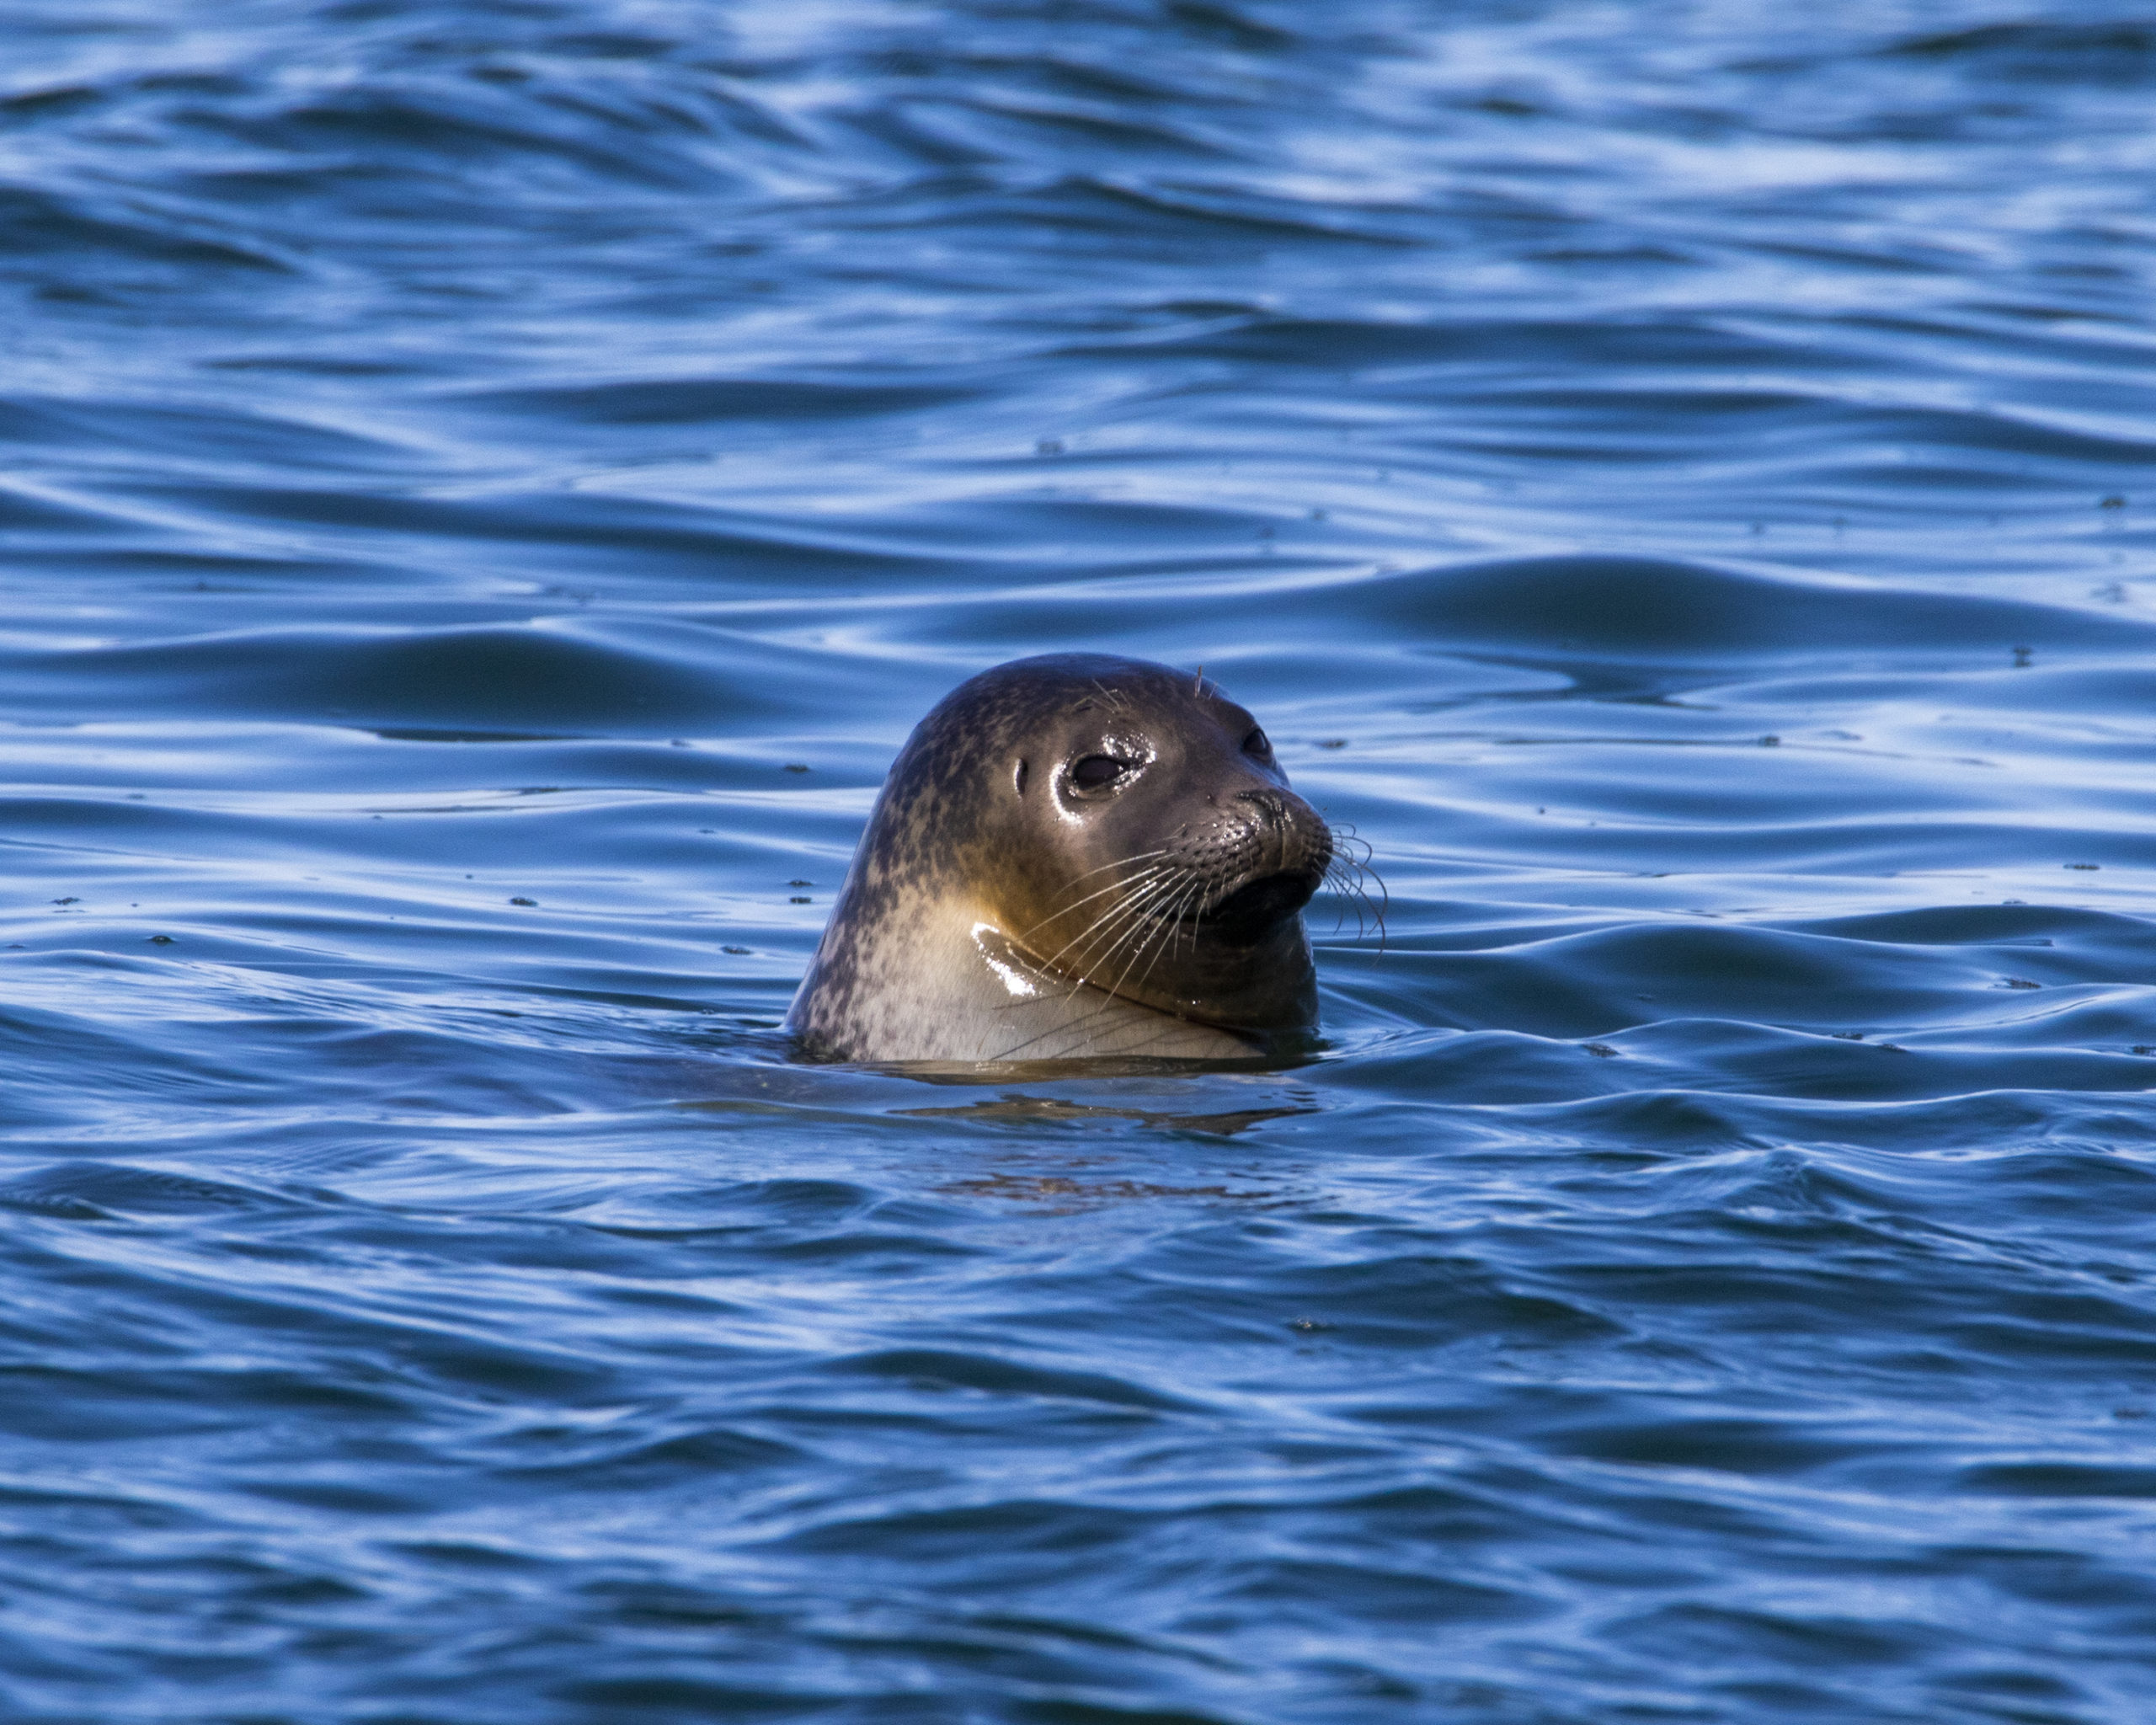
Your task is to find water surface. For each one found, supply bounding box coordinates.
[4,3,2156,1719]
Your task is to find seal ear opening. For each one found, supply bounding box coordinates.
[1014,759,1030,795]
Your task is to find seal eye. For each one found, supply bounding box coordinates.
[1244,727,1272,759]
[1068,755,1130,793]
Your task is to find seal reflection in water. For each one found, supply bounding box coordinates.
[787,654,1333,1064]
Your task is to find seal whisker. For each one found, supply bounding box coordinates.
[1100,894,1182,1016]
[1029,866,1174,974]
[1014,850,1171,942]
[1318,822,1388,952]
[1164,873,1203,959]
[1134,876,1208,999]
[1019,883,1187,1038]
[1177,875,1211,957]
[989,873,1190,1058]
[1058,868,1186,987]
[1052,872,1186,986]
[1327,862,1368,940]
[1034,864,1170,946]
[1053,847,1171,893]
[1029,872,1195,1052]
[1016,853,1171,943]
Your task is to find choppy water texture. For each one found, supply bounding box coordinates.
[6,2,2156,1718]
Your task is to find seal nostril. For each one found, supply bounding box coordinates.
[1236,788,1286,822]
[1014,759,1029,795]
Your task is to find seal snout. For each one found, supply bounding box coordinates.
[1164,784,1332,939]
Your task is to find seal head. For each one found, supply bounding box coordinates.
[786,654,1331,1064]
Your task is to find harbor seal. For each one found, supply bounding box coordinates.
[786,654,1333,1064]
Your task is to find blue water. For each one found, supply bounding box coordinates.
[6,2,2156,1717]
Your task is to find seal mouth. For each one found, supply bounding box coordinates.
[1150,868,1321,940]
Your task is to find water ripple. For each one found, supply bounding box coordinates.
[5,2,2156,1720]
